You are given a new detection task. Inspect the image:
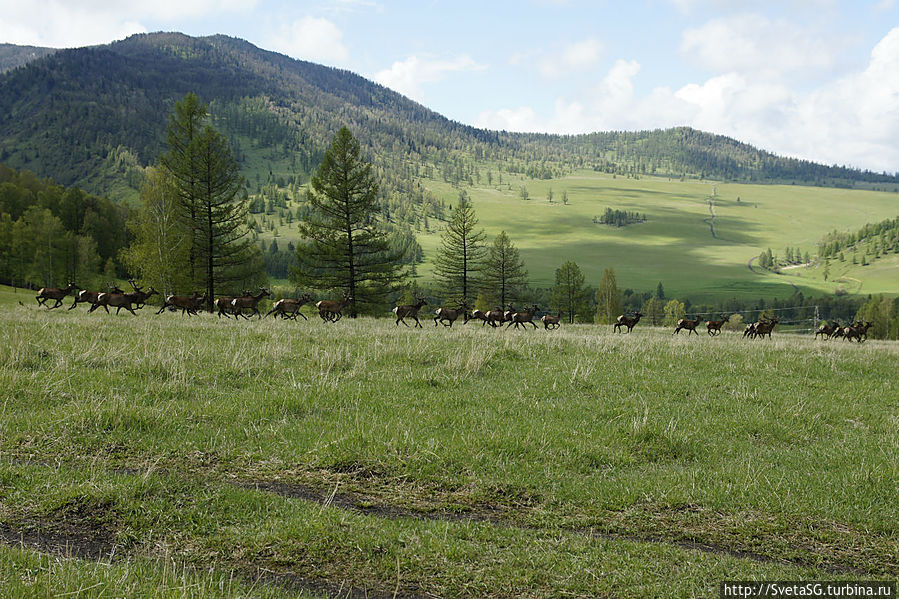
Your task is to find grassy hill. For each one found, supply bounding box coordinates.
[1,292,896,596]
[1,32,897,301]
[256,169,899,301]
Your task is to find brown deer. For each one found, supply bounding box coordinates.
[316,293,352,322]
[614,311,643,333]
[674,316,704,335]
[705,315,730,336]
[214,290,251,319]
[98,287,159,315]
[36,282,80,309]
[815,321,841,339]
[844,321,872,342]
[502,303,517,324]
[393,297,427,327]
[466,309,488,324]
[157,291,205,316]
[508,304,540,329]
[743,322,757,338]
[434,300,469,327]
[541,311,563,330]
[230,288,271,319]
[70,284,124,311]
[484,307,506,328]
[265,294,313,320]
[752,318,778,339]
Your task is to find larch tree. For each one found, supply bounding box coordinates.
[293,127,405,317]
[147,93,263,309]
[433,192,486,304]
[482,230,528,308]
[550,260,590,324]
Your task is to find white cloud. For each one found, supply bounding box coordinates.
[680,14,840,78]
[374,55,486,102]
[269,16,349,65]
[476,27,899,172]
[0,1,259,47]
[536,37,604,77]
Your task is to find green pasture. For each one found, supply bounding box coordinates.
[254,170,899,301]
[1,296,896,597]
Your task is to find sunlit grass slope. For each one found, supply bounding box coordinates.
[1,301,896,597]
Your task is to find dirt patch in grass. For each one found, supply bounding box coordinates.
[0,520,118,560]
[244,478,895,577]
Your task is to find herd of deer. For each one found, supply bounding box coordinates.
[30,282,875,342]
[814,320,873,342]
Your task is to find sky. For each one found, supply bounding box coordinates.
[1,0,898,173]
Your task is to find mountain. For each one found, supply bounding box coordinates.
[0,43,57,73]
[0,32,895,203]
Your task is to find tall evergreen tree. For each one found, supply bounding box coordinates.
[294,127,405,317]
[154,93,263,309]
[550,261,590,324]
[595,267,621,324]
[433,193,486,303]
[482,231,528,307]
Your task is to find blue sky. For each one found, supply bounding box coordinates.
[2,0,898,172]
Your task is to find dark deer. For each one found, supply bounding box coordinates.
[393,297,427,327]
[674,316,703,335]
[484,307,506,328]
[466,309,489,324]
[230,288,271,319]
[614,311,643,333]
[36,282,80,309]
[265,294,313,320]
[214,290,251,319]
[70,284,124,311]
[508,304,539,329]
[752,318,778,339]
[157,291,205,316]
[316,293,351,322]
[434,300,469,327]
[98,287,159,315]
[541,311,563,330]
[844,321,872,342]
[815,321,841,339]
[705,315,730,336]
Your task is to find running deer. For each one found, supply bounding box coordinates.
[157,291,205,316]
[541,311,563,330]
[316,293,352,322]
[434,300,469,327]
[674,316,703,335]
[36,282,80,309]
[393,297,427,327]
[230,288,271,319]
[614,311,643,334]
[815,321,841,339]
[265,294,313,320]
[752,318,778,339]
[484,307,506,328]
[508,304,539,329]
[214,290,251,319]
[705,315,730,336]
[70,284,124,311]
[97,287,159,316]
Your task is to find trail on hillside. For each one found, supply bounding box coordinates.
[704,200,718,239]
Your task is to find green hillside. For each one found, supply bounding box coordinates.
[0,32,897,301]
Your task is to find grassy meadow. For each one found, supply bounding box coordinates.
[254,169,899,302]
[1,291,896,597]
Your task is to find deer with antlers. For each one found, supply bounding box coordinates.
[70,283,124,311]
[36,282,80,309]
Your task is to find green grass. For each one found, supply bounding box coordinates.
[1,293,896,596]
[253,170,899,301]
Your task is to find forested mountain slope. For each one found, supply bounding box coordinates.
[0,32,895,202]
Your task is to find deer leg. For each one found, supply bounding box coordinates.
[414,316,422,328]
